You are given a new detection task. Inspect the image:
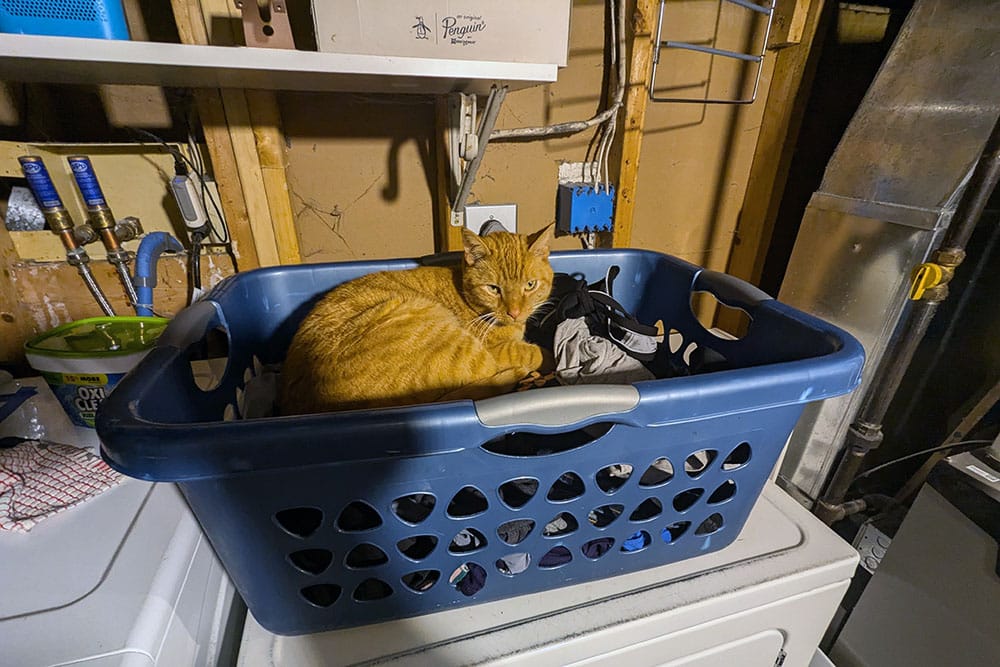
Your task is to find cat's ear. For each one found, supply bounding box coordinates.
[462,228,490,265]
[528,223,555,259]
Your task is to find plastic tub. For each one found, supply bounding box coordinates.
[26,317,168,428]
[97,249,864,635]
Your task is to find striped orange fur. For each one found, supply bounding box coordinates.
[279,225,555,415]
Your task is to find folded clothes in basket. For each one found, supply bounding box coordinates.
[0,439,123,533]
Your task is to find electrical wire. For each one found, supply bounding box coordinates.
[851,439,996,484]
[126,127,222,238]
[490,0,627,141]
[125,126,239,274]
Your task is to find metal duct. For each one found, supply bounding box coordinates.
[776,0,1000,503]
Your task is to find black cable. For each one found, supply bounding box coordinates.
[851,439,996,484]
[190,230,204,291]
[125,126,238,273]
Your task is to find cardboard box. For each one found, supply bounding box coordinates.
[311,1,572,66]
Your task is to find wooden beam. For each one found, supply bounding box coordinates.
[171,0,261,268]
[723,0,828,288]
[769,0,811,49]
[0,225,33,367]
[433,95,463,252]
[191,90,261,267]
[246,89,301,264]
[199,0,298,265]
[611,0,657,248]
[220,88,283,266]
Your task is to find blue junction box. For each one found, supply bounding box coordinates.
[557,183,615,234]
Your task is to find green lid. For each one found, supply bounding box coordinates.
[25,317,169,358]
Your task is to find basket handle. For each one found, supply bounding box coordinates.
[157,300,224,349]
[474,385,641,428]
[691,269,772,311]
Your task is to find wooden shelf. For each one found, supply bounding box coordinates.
[0,33,558,95]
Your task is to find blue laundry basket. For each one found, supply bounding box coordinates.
[97,249,864,636]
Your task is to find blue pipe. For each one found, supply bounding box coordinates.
[133,232,184,317]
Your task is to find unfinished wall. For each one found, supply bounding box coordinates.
[0,0,779,368]
[282,0,775,266]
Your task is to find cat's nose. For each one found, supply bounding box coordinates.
[507,308,521,320]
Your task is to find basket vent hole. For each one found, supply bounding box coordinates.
[685,450,718,478]
[708,480,737,504]
[662,521,691,544]
[345,543,388,568]
[682,341,699,366]
[588,504,623,528]
[300,583,341,608]
[496,553,531,575]
[542,512,579,537]
[450,562,487,596]
[672,488,705,512]
[497,519,535,545]
[391,493,436,524]
[582,537,615,559]
[448,527,488,554]
[482,423,613,456]
[498,478,539,509]
[447,486,488,517]
[288,548,333,575]
[621,530,652,553]
[696,513,725,535]
[629,497,664,522]
[690,290,751,340]
[595,463,633,493]
[539,546,573,569]
[401,570,440,592]
[397,535,438,560]
[188,326,229,392]
[639,458,674,487]
[547,471,585,502]
[668,329,684,354]
[336,501,383,531]
[723,442,752,471]
[353,578,393,601]
[274,507,323,538]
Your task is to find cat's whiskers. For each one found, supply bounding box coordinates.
[466,312,497,340]
[527,297,557,325]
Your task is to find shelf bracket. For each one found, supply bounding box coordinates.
[234,0,295,49]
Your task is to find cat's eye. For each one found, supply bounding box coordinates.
[486,285,501,295]
[525,280,538,291]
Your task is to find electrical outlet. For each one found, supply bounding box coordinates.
[464,204,517,234]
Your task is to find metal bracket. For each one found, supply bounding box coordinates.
[234,0,296,49]
[448,85,508,226]
[649,0,775,104]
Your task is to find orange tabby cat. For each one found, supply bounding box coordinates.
[279,225,555,415]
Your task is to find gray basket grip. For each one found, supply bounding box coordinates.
[157,300,223,348]
[475,385,640,428]
[693,270,772,309]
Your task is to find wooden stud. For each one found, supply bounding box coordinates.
[193,92,261,268]
[171,0,261,268]
[220,88,283,266]
[0,225,32,367]
[769,0,812,49]
[245,89,301,265]
[721,0,827,316]
[433,95,464,252]
[611,0,657,249]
